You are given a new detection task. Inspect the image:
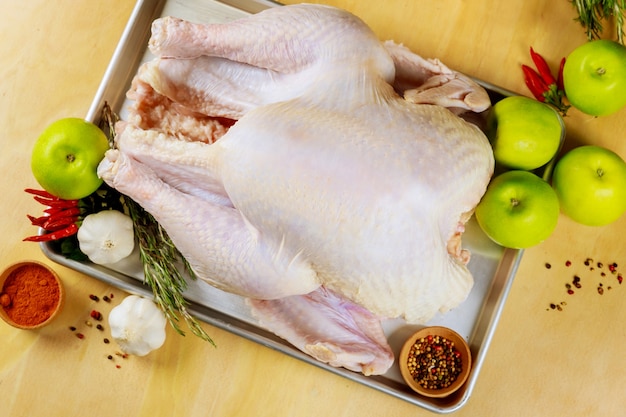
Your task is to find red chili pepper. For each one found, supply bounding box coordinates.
[24,188,82,241]
[43,216,78,231]
[522,65,548,102]
[22,223,79,242]
[43,206,81,218]
[26,188,79,208]
[27,214,49,227]
[556,57,566,92]
[530,47,557,86]
[24,188,57,199]
[32,195,79,208]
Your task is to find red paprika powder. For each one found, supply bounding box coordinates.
[0,263,61,327]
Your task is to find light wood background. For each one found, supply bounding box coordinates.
[2,0,626,416]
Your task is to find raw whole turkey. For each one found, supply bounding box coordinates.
[98,4,494,375]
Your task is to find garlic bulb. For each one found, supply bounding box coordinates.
[108,295,167,356]
[77,210,135,264]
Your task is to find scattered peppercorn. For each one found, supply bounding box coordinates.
[104,338,110,344]
[76,333,84,339]
[96,324,104,331]
[85,320,92,327]
[89,294,99,302]
[545,257,626,311]
[90,310,103,321]
[103,295,111,303]
[69,326,76,332]
[547,301,566,311]
[107,355,113,360]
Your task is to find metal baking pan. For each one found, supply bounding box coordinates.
[40,0,526,413]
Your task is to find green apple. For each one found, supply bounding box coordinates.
[552,145,626,226]
[31,118,110,200]
[563,40,626,116]
[487,96,563,171]
[475,170,560,248]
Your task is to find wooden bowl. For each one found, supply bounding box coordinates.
[0,261,65,329]
[399,326,472,398]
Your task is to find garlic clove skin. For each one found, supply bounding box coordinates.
[77,210,135,265]
[108,295,167,356]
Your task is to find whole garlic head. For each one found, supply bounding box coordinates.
[108,295,167,356]
[77,210,135,265]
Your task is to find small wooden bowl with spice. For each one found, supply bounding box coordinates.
[399,326,472,398]
[0,260,65,329]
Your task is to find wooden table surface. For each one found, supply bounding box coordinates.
[2,1,626,416]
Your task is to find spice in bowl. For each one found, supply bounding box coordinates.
[399,326,472,398]
[0,261,64,329]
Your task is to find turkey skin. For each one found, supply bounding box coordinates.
[98,4,494,375]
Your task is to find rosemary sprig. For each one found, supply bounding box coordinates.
[126,198,216,346]
[570,0,625,44]
[98,101,119,149]
[100,103,215,346]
